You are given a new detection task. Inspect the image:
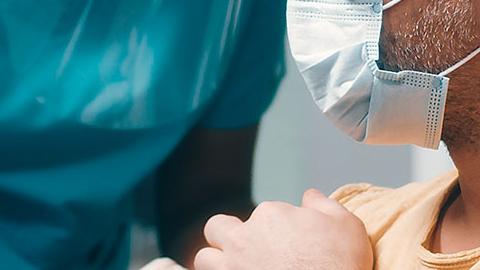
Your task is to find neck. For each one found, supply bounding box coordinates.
[436,58,480,253]
[450,146,480,223]
[431,143,480,253]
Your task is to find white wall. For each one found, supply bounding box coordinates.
[253,50,455,204]
[411,143,454,182]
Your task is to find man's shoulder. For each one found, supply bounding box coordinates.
[329,170,458,242]
[330,170,457,212]
[330,182,391,207]
[330,171,459,267]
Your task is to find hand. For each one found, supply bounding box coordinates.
[194,189,373,270]
[140,258,188,270]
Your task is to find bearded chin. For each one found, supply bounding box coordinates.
[379,0,480,75]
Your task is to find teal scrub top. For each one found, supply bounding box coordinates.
[0,1,286,269]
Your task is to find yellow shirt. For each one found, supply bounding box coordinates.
[331,171,480,270]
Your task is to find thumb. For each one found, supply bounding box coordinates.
[302,189,347,216]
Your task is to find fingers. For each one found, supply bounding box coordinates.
[204,214,243,249]
[140,258,187,270]
[302,189,348,216]
[194,247,226,270]
[249,200,294,221]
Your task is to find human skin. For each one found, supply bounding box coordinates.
[181,1,480,269]
[141,258,187,270]
[380,0,480,253]
[195,190,373,270]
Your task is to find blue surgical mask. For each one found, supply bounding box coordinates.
[287,0,480,149]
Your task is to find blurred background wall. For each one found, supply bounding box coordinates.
[253,47,455,205]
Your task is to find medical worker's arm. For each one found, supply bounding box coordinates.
[153,0,286,267]
[155,126,258,267]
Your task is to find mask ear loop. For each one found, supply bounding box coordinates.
[383,0,403,10]
[439,47,480,76]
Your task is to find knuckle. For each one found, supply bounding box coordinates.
[254,201,275,215]
[302,189,326,205]
[303,188,320,199]
[140,258,176,270]
[204,214,228,233]
[205,214,225,227]
[256,201,290,212]
[253,201,285,217]
[194,248,212,268]
[204,214,241,241]
[251,201,293,223]
[257,201,276,211]
[250,201,277,220]
[222,227,241,244]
